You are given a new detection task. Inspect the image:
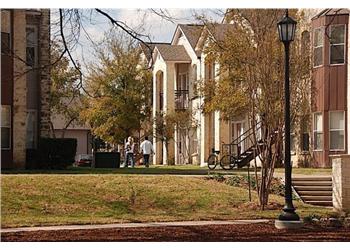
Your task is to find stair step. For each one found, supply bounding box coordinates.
[302,196,332,201]
[292,177,332,181]
[305,201,333,206]
[294,186,332,191]
[292,181,332,186]
[298,190,332,196]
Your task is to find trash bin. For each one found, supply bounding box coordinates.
[93,152,120,168]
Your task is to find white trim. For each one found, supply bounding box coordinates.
[329,110,345,151]
[329,24,346,66]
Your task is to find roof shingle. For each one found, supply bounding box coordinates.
[155,44,191,62]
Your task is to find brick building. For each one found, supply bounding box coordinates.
[1,9,51,168]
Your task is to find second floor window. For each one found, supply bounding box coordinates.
[313,27,323,67]
[26,27,38,68]
[330,25,345,65]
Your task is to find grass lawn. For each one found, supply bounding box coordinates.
[1,175,335,228]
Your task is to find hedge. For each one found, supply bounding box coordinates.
[37,138,77,169]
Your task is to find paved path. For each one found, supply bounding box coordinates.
[1,219,269,233]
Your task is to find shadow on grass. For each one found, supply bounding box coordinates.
[1,166,249,175]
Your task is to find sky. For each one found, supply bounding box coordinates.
[51,9,224,74]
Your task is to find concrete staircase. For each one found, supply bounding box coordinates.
[292,176,333,207]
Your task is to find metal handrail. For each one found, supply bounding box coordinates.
[222,120,263,156]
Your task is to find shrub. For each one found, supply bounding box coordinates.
[37,138,77,169]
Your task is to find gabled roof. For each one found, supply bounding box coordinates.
[194,23,235,55]
[312,8,350,20]
[177,24,204,50]
[139,42,170,62]
[154,44,191,62]
[205,23,235,42]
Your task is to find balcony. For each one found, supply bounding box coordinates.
[175,90,189,110]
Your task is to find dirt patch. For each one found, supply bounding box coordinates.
[236,201,283,210]
[2,222,350,242]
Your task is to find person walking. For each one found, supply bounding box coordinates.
[140,136,154,168]
[124,136,135,168]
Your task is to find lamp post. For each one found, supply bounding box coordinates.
[275,9,302,229]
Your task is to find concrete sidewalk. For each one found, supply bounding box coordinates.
[1,219,270,233]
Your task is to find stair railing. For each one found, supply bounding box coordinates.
[222,120,263,158]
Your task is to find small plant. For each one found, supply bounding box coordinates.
[206,173,226,182]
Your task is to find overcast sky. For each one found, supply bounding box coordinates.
[51,9,224,74]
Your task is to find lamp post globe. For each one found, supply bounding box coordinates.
[275,9,302,229]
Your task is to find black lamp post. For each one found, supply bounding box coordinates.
[276,9,301,225]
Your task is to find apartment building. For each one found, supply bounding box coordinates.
[311,9,350,167]
[1,9,51,168]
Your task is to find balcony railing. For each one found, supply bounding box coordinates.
[175,90,189,110]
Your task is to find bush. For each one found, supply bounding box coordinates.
[37,138,77,169]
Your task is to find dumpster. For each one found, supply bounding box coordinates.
[93,152,120,168]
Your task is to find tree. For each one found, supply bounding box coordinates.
[50,41,83,138]
[201,9,311,208]
[80,32,152,145]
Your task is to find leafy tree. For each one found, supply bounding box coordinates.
[81,32,152,145]
[201,9,311,208]
[153,111,176,165]
[50,41,83,138]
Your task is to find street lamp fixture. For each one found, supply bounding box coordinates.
[275,9,302,229]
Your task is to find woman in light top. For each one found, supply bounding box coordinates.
[124,136,135,168]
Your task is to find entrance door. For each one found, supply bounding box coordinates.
[231,121,245,155]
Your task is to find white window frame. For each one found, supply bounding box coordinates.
[329,111,345,151]
[1,105,11,150]
[313,27,324,68]
[329,24,346,66]
[26,25,38,68]
[313,112,323,151]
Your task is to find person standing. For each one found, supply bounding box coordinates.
[140,136,154,168]
[124,136,135,168]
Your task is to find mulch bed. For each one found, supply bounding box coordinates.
[2,222,350,242]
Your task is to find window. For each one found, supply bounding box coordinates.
[26,110,37,149]
[1,32,10,55]
[313,113,323,150]
[1,105,11,149]
[330,25,345,65]
[26,27,37,68]
[329,111,345,150]
[313,28,323,67]
[290,133,296,154]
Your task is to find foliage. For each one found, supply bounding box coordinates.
[200,9,311,208]
[81,32,152,144]
[50,41,84,137]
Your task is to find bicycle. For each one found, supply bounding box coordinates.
[207,149,220,170]
[219,154,236,170]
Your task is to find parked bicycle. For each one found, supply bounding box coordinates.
[207,149,220,170]
[207,148,236,170]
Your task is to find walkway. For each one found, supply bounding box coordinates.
[1,219,269,233]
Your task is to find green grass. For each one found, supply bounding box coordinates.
[275,167,331,175]
[1,165,237,175]
[2,165,331,176]
[1,175,334,228]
